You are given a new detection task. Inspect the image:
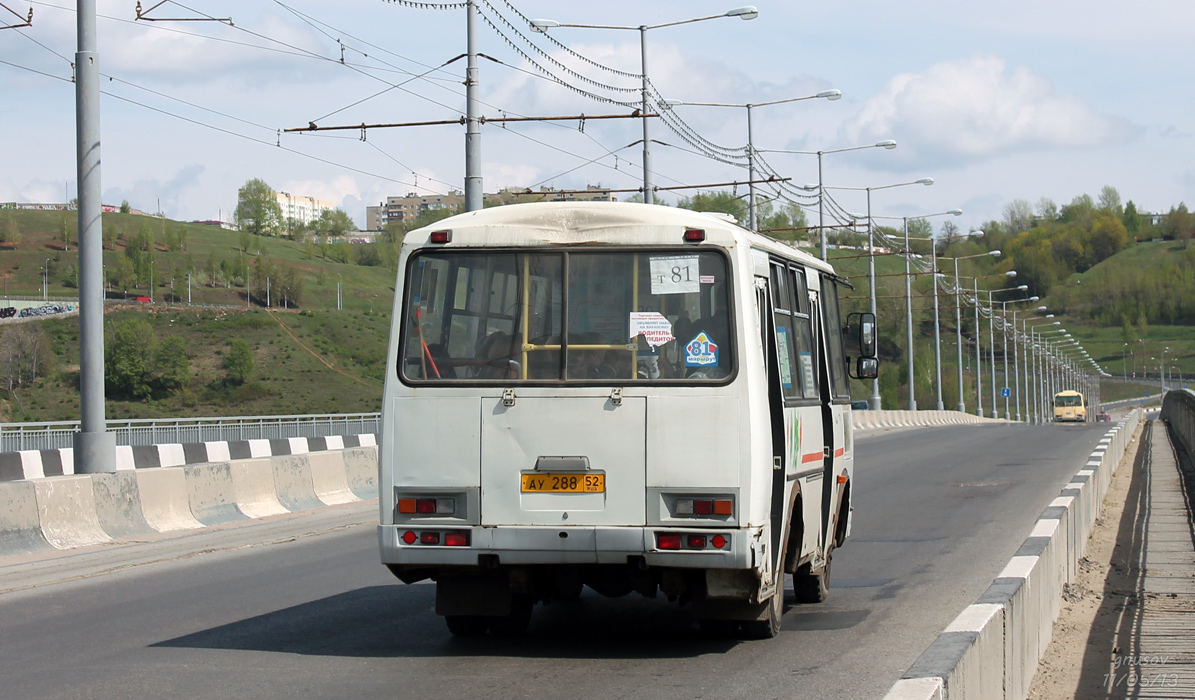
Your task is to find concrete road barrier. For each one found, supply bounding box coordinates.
[33,476,111,549]
[91,471,153,539]
[229,458,289,519]
[136,467,204,532]
[183,462,249,526]
[0,480,51,554]
[852,410,1009,431]
[344,446,379,499]
[886,409,1141,699]
[308,451,358,506]
[0,443,379,557]
[270,455,325,512]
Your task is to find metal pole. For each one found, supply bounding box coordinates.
[931,232,943,410]
[187,272,191,305]
[954,258,964,412]
[867,189,881,409]
[74,0,115,474]
[1001,306,1010,419]
[639,26,653,205]
[746,104,756,230]
[1012,312,1021,421]
[988,292,997,414]
[904,217,916,410]
[818,151,826,260]
[975,278,982,417]
[464,0,482,212]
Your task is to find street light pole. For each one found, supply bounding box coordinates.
[464,0,482,211]
[820,177,932,409]
[904,217,916,410]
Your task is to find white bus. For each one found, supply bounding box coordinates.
[378,202,877,638]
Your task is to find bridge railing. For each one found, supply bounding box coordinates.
[0,413,381,453]
[1160,389,1195,458]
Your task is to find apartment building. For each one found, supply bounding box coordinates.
[365,185,618,231]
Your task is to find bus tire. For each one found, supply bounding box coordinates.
[444,615,488,637]
[740,586,783,639]
[487,595,534,636]
[794,549,831,604]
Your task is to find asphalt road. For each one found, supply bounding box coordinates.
[0,421,1110,700]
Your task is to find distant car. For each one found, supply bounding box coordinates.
[1097,412,1111,422]
[135,296,152,304]
[851,400,870,410]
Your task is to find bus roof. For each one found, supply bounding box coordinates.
[403,201,836,275]
[1054,390,1083,396]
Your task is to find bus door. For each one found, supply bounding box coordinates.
[812,277,852,554]
[767,261,823,570]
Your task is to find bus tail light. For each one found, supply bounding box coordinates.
[420,532,441,545]
[674,498,734,517]
[398,497,456,515]
[444,531,470,547]
[683,228,706,243]
[401,530,471,547]
[656,532,730,551]
[429,230,452,244]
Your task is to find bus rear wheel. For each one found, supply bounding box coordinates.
[740,586,783,639]
[795,549,832,604]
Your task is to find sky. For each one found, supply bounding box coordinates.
[1,0,1193,233]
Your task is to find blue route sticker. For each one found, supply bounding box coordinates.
[685,331,719,367]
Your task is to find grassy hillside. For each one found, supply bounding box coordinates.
[0,209,396,311]
[1,209,396,422]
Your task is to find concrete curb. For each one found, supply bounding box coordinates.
[0,433,379,482]
[882,409,1142,700]
[0,445,380,556]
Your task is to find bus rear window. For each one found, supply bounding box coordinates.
[400,250,733,383]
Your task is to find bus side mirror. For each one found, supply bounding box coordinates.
[845,312,877,358]
[852,357,879,380]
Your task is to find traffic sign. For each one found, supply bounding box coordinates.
[1001,387,1010,398]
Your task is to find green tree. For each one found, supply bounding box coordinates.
[224,338,254,385]
[205,251,219,286]
[0,211,17,247]
[60,213,73,250]
[1035,197,1058,222]
[313,208,357,239]
[234,178,283,237]
[105,319,157,399]
[1122,200,1141,235]
[1098,185,1123,214]
[675,191,747,223]
[154,336,191,394]
[119,200,131,214]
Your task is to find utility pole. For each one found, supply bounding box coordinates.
[464,0,482,211]
[74,0,115,473]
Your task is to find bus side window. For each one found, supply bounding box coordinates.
[819,277,851,400]
[789,266,817,399]
[770,263,801,400]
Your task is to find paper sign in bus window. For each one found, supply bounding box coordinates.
[685,331,719,367]
[800,352,815,393]
[629,312,675,348]
[775,327,793,388]
[649,255,700,295]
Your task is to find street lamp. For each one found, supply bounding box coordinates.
[876,209,960,410]
[530,7,759,206]
[763,140,898,259]
[828,176,933,409]
[43,257,50,300]
[944,249,1002,412]
[994,295,1038,420]
[1031,323,1064,423]
[661,89,841,231]
[982,283,1027,414]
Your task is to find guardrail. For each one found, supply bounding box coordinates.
[1160,388,1195,457]
[0,413,381,453]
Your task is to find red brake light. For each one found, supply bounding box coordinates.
[430,230,452,244]
[683,228,706,243]
[658,534,683,550]
[694,499,714,515]
[416,499,436,514]
[687,535,708,549]
[420,532,441,545]
[401,531,417,545]
[444,531,469,547]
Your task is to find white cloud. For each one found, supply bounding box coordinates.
[842,56,1135,166]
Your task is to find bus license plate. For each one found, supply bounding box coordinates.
[521,473,605,493]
